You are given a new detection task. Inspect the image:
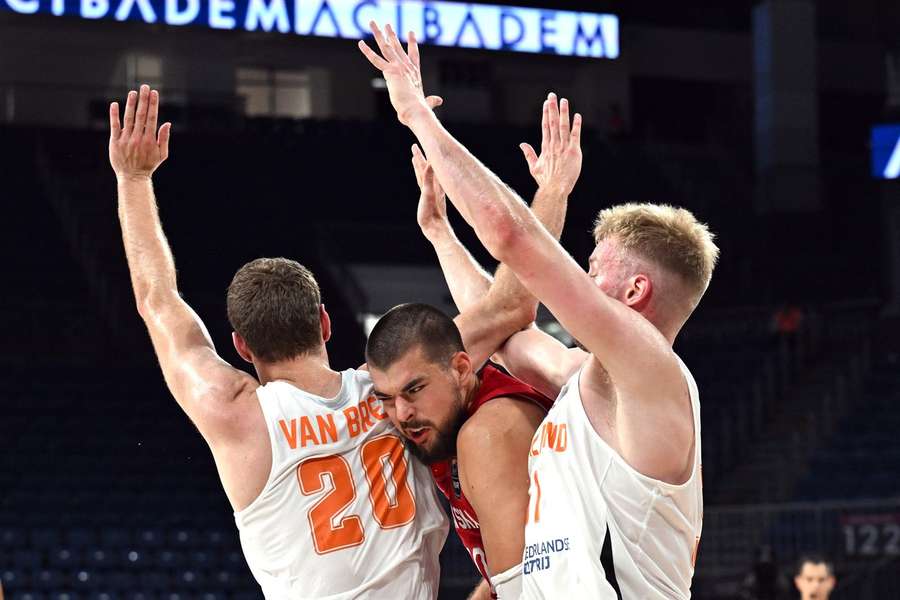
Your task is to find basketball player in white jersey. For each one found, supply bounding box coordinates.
[109,85,468,598]
[360,22,719,598]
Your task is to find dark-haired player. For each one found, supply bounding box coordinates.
[367,93,582,598]
[367,304,549,599]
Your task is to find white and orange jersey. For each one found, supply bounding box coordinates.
[234,369,448,600]
[522,357,703,599]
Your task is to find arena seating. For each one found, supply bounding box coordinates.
[795,358,900,501]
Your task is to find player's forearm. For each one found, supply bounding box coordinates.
[116,175,179,311]
[407,110,533,260]
[482,185,570,330]
[425,222,493,312]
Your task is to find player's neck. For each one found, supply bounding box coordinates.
[461,373,481,413]
[255,348,341,396]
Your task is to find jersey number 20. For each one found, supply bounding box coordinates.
[298,434,416,554]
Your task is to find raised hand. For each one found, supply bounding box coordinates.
[109,84,171,181]
[358,21,442,126]
[519,93,583,197]
[411,143,449,238]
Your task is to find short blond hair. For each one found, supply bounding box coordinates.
[593,203,719,295]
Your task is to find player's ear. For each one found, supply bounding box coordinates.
[450,351,473,383]
[625,274,652,310]
[232,332,254,364]
[320,304,332,343]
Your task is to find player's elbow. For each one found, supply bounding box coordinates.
[503,303,538,334]
[518,303,539,327]
[484,212,527,265]
[135,287,177,321]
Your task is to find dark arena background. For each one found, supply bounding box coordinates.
[1,0,900,598]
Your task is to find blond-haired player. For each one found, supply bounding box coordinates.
[359,22,718,598]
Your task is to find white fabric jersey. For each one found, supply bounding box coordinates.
[522,357,702,599]
[234,369,448,600]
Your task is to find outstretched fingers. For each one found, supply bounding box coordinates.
[157,122,172,161]
[358,39,389,70]
[520,142,538,171]
[407,31,420,68]
[411,144,427,186]
[570,113,583,147]
[132,84,150,139]
[547,93,560,148]
[384,24,410,65]
[540,99,550,153]
[145,89,159,140]
[369,21,400,64]
[559,98,571,141]
[109,102,121,139]
[122,90,137,137]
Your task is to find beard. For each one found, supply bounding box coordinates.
[402,391,469,465]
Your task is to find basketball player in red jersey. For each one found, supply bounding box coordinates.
[366,94,582,599]
[367,306,550,599]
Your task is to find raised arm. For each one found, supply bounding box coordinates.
[411,95,582,371]
[412,143,493,310]
[110,86,257,445]
[360,25,689,482]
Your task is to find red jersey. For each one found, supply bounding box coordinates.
[430,363,553,591]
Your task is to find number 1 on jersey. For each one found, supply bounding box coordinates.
[529,470,542,524]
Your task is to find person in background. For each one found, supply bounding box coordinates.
[794,555,836,600]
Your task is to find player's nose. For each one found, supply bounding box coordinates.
[395,398,415,423]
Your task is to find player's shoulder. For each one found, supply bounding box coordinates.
[345,367,373,387]
[460,395,545,446]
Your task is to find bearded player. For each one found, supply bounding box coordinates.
[360,23,718,598]
[366,95,581,600]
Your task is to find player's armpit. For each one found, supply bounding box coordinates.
[495,326,588,400]
[457,397,546,576]
[140,290,259,444]
[583,354,695,485]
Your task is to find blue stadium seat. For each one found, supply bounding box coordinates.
[136,529,164,548]
[65,529,98,549]
[29,529,61,548]
[85,593,120,600]
[48,548,78,569]
[138,570,171,591]
[100,530,130,548]
[13,550,42,569]
[32,568,65,591]
[0,527,25,547]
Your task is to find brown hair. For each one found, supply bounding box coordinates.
[226,258,323,362]
[593,203,719,295]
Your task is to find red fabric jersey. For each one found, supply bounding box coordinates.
[430,364,553,591]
